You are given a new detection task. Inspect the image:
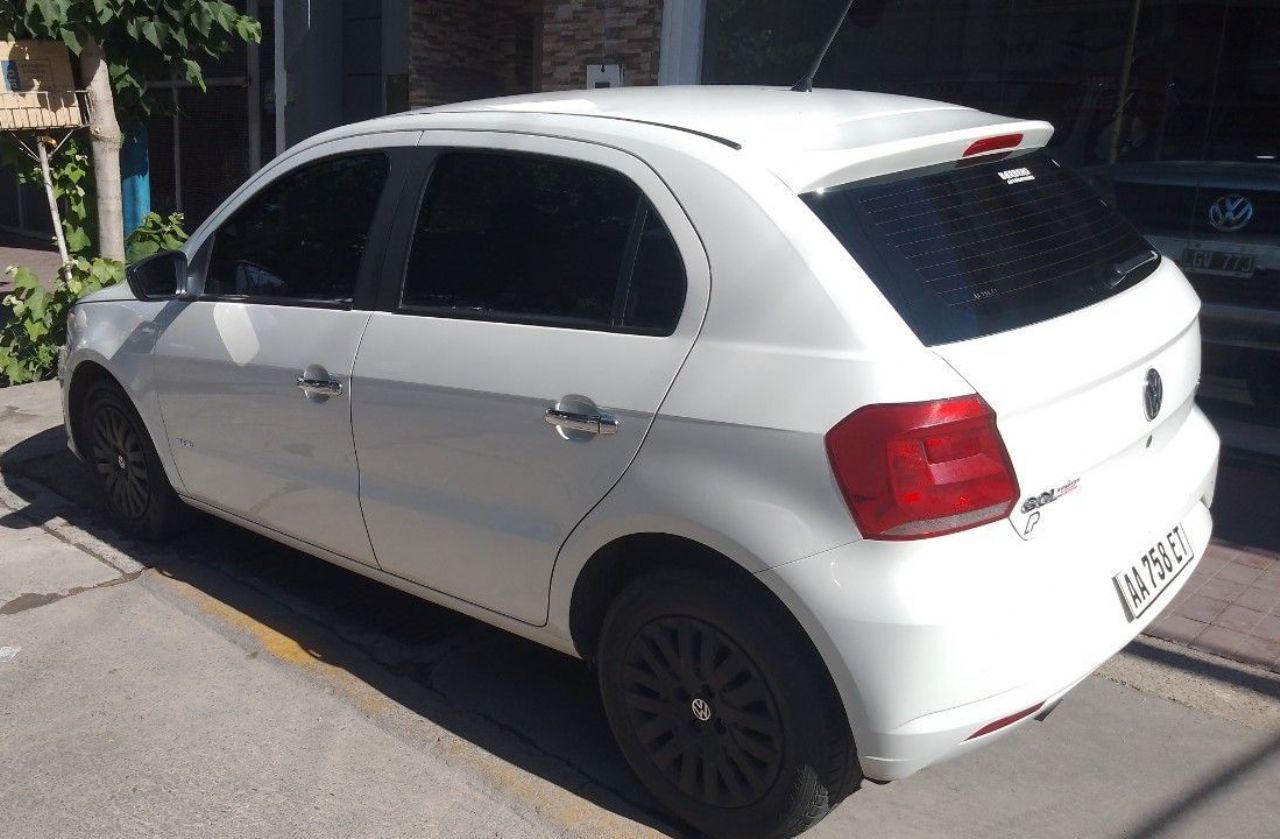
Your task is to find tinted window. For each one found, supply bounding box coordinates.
[401,151,684,333]
[206,154,388,303]
[622,208,686,333]
[803,150,1159,345]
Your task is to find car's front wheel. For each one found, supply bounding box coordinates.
[597,570,860,839]
[80,379,187,540]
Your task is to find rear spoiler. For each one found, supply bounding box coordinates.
[768,118,1055,194]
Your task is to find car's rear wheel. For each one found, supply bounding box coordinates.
[80,379,187,540]
[597,571,860,839]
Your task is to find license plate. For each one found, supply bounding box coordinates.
[1183,247,1255,278]
[1113,524,1195,621]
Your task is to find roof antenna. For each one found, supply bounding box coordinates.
[791,0,857,92]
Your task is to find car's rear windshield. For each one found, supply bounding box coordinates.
[802,149,1160,345]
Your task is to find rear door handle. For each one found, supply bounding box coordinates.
[296,375,343,397]
[545,407,618,436]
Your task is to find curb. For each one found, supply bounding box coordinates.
[0,472,145,576]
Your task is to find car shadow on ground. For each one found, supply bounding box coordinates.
[1210,449,1280,558]
[2,428,681,836]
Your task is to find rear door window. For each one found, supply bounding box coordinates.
[803,150,1160,345]
[400,150,686,335]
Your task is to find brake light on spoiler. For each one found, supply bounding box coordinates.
[963,133,1024,157]
[825,395,1020,540]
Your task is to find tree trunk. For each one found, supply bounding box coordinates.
[79,35,125,262]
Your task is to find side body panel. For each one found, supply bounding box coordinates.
[545,130,973,641]
[352,131,711,625]
[153,304,376,563]
[62,297,186,491]
[148,131,422,566]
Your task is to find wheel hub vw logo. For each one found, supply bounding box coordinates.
[690,697,713,722]
[1144,368,1163,422]
[1208,194,1253,233]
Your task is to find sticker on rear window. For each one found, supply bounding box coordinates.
[997,167,1035,184]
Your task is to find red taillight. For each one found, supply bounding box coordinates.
[825,395,1019,540]
[962,133,1023,157]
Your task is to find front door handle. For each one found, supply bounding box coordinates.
[296,375,343,397]
[545,407,618,436]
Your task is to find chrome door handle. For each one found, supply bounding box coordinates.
[545,407,618,436]
[296,375,343,397]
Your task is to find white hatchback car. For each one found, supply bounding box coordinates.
[61,87,1219,838]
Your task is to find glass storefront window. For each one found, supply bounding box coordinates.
[703,0,1280,437]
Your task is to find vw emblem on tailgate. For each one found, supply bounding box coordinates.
[1144,368,1163,421]
[1208,194,1253,232]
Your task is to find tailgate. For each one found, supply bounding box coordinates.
[801,137,1215,541]
[932,260,1205,541]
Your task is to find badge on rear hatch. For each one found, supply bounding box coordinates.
[1143,369,1163,421]
[997,167,1035,184]
[1011,477,1080,539]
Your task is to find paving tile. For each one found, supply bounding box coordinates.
[1196,552,1230,572]
[1196,576,1248,603]
[1233,551,1276,570]
[1214,604,1266,634]
[1146,614,1206,646]
[1192,625,1248,659]
[1253,568,1280,592]
[1232,635,1280,670]
[1215,561,1264,585]
[1235,586,1280,615]
[1175,593,1230,624]
[1251,612,1280,642]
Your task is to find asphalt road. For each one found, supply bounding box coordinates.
[2,436,1280,838]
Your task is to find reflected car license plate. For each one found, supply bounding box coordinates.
[1183,247,1255,278]
[1113,524,1195,621]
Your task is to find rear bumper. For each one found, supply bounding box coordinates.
[760,406,1220,782]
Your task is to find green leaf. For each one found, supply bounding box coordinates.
[11,266,41,291]
[182,58,203,86]
[141,19,162,49]
[24,321,49,342]
[64,226,91,255]
[59,27,81,54]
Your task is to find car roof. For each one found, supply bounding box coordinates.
[418,86,986,153]
[309,86,1051,193]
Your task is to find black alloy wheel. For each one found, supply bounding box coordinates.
[599,571,860,839]
[80,379,187,540]
[88,400,151,521]
[621,615,784,808]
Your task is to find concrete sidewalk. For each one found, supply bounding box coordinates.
[0,480,640,839]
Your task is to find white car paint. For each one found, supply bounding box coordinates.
[62,86,1219,785]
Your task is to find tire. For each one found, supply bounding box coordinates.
[79,379,188,540]
[597,571,860,839]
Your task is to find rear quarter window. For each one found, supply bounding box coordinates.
[803,150,1160,345]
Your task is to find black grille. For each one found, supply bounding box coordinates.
[1113,182,1198,236]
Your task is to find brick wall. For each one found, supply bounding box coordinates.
[408,0,542,107]
[540,0,664,91]
[408,0,666,106]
